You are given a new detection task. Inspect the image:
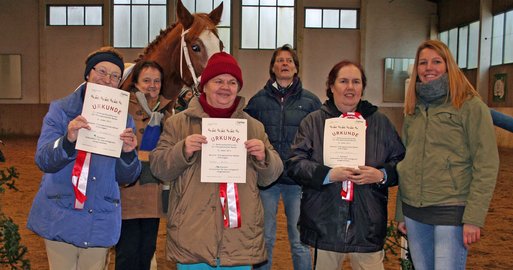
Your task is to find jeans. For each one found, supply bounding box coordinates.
[254,184,312,270]
[404,216,467,270]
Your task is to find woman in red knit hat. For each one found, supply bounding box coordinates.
[150,52,283,270]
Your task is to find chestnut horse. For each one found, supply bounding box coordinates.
[120,0,223,101]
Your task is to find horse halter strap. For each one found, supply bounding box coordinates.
[180,28,200,93]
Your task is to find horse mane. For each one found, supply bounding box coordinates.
[135,22,179,62]
[135,13,219,62]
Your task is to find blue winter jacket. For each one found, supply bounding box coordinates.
[245,78,321,185]
[27,83,141,248]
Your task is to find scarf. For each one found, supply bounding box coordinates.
[272,77,297,96]
[416,73,449,106]
[198,92,240,118]
[135,91,164,153]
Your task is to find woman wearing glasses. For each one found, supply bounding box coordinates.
[27,47,142,270]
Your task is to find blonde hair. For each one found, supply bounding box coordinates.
[404,40,479,115]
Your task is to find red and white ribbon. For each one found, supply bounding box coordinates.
[339,112,365,202]
[71,150,91,209]
[219,183,241,228]
[341,112,364,120]
[340,180,354,201]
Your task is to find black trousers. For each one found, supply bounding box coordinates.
[115,218,160,270]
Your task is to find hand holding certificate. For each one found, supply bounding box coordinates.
[201,118,248,183]
[75,82,130,158]
[323,117,366,168]
[324,117,366,201]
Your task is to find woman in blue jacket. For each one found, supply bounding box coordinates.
[27,47,141,270]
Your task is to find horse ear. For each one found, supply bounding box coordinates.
[208,2,223,26]
[177,0,194,29]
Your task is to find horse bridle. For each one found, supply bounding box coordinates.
[180,28,201,96]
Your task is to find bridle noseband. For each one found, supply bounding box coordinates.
[180,28,201,96]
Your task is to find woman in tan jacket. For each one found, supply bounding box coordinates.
[150,52,283,270]
[116,60,173,270]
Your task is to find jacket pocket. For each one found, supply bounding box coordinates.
[435,111,460,126]
[47,194,74,209]
[96,196,120,213]
[446,157,458,191]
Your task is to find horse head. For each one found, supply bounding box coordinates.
[121,0,223,100]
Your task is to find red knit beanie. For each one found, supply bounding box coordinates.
[199,52,243,92]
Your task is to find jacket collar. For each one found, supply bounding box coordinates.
[185,96,247,119]
[59,82,87,119]
[129,91,172,113]
[322,99,378,119]
[264,77,302,98]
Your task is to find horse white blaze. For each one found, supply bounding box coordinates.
[199,30,221,60]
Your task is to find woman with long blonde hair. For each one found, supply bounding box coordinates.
[396,40,499,270]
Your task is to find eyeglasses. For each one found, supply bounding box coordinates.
[92,67,121,82]
[276,58,294,64]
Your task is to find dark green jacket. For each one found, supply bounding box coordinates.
[396,96,499,227]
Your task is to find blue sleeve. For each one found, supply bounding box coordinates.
[323,169,332,185]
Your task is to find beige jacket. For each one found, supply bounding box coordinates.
[120,92,172,220]
[150,97,283,266]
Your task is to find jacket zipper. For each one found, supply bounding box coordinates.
[279,96,285,149]
[420,107,429,206]
[344,201,352,243]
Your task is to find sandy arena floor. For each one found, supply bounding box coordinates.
[1,137,512,269]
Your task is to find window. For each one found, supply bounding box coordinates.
[181,0,231,53]
[439,31,448,45]
[505,11,513,63]
[113,0,167,48]
[491,13,505,65]
[448,28,458,58]
[241,0,295,49]
[458,26,468,68]
[305,8,358,29]
[438,21,480,69]
[48,5,102,26]
[467,21,479,69]
[491,10,513,65]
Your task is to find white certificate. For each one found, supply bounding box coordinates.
[201,118,247,183]
[76,82,130,158]
[323,117,366,168]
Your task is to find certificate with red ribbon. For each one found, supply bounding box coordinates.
[323,117,366,168]
[76,83,129,158]
[324,115,366,202]
[201,118,247,183]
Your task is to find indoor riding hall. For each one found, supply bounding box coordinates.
[1,0,513,269]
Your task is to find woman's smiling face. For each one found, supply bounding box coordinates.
[417,48,447,84]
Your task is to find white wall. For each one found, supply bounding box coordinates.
[0,0,40,104]
[301,29,360,98]
[361,0,437,107]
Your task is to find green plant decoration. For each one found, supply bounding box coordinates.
[0,142,30,270]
